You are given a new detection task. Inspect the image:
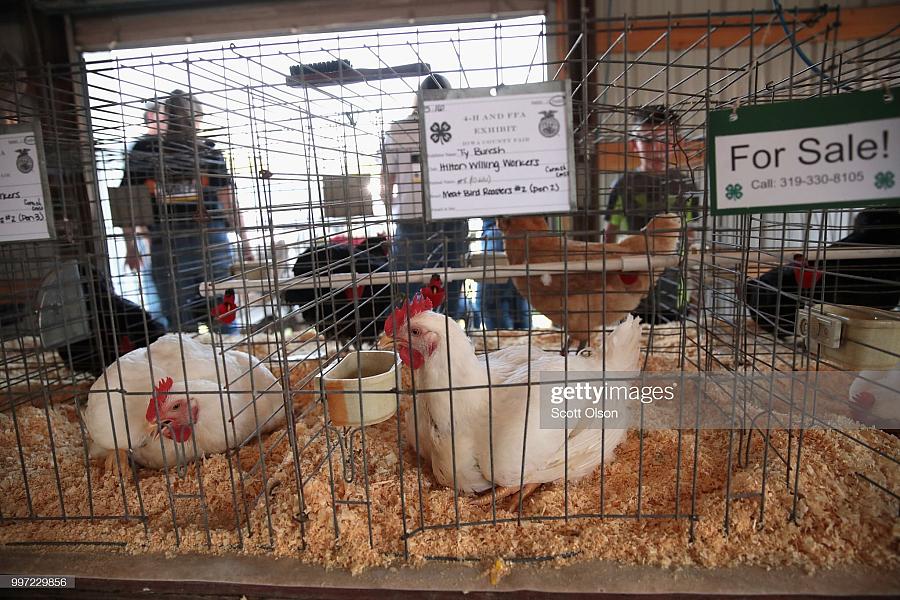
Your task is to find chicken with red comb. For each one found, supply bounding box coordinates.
[84,333,285,471]
[379,285,644,509]
[421,274,446,309]
[144,376,174,423]
[211,289,238,324]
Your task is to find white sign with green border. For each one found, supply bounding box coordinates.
[709,87,900,214]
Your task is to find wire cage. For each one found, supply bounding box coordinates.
[0,6,898,573]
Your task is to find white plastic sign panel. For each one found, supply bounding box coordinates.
[420,80,576,220]
[709,87,900,214]
[0,123,54,241]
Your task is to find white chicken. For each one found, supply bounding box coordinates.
[381,295,643,509]
[848,364,900,429]
[84,333,285,471]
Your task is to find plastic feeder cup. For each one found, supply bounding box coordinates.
[321,350,398,428]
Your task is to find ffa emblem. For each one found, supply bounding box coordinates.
[538,110,560,138]
[16,149,34,174]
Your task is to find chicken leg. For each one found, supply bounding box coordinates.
[101,448,130,475]
[473,483,541,512]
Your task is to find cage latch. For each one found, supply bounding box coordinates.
[797,310,843,349]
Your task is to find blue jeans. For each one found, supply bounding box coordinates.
[149,218,234,332]
[478,279,531,330]
[391,220,468,320]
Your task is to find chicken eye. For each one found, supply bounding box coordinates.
[411,327,422,336]
[170,402,181,411]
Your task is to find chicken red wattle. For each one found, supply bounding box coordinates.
[384,293,434,369]
[145,376,197,443]
[790,254,823,289]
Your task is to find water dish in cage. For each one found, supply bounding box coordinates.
[319,350,398,428]
[798,303,900,371]
[744,208,900,337]
[318,350,399,482]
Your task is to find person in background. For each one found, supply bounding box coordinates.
[123,100,165,272]
[604,105,698,323]
[122,100,166,322]
[382,73,469,321]
[122,90,252,331]
[477,217,531,330]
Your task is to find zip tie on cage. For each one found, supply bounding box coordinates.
[729,96,741,122]
[752,14,778,96]
[882,79,893,103]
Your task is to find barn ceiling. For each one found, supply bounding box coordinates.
[30,0,263,15]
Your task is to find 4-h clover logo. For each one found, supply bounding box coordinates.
[725,183,743,200]
[430,121,452,144]
[875,171,895,190]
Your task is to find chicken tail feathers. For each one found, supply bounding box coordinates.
[586,314,643,374]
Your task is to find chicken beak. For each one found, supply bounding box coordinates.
[376,334,396,351]
[146,421,160,439]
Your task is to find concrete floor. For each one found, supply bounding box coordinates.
[0,549,898,598]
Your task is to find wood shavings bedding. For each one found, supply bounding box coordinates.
[0,328,897,576]
[0,337,93,408]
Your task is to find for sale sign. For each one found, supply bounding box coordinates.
[709,87,900,214]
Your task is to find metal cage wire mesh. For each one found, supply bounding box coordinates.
[0,7,897,567]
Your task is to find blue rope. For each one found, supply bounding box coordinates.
[772,0,856,93]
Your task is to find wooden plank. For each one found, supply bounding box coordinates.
[2,549,899,598]
[594,6,900,55]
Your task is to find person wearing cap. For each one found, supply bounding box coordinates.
[382,74,470,321]
[604,105,699,323]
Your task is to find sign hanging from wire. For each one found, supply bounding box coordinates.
[709,87,900,215]
[419,80,576,221]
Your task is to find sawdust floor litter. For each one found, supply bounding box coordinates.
[0,325,897,576]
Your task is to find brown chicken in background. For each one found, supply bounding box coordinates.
[497,213,682,349]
